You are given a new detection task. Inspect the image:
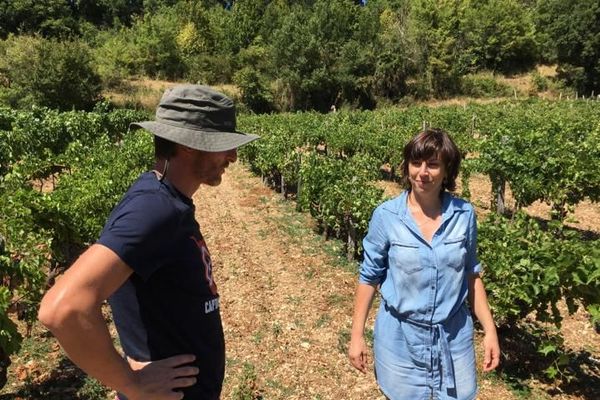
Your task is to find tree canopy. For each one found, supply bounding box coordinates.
[0,0,598,111]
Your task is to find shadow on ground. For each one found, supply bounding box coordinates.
[0,356,107,400]
[497,322,600,400]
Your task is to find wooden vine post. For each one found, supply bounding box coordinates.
[296,152,302,211]
[346,215,357,261]
[492,176,506,215]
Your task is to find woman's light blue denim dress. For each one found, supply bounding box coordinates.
[359,191,481,400]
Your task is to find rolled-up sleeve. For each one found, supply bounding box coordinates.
[466,207,482,275]
[359,206,390,285]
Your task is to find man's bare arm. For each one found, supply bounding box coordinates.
[38,244,198,400]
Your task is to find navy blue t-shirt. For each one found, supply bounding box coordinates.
[97,172,224,400]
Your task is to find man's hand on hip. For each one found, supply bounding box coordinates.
[124,354,199,400]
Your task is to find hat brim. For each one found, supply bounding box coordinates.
[131,121,259,152]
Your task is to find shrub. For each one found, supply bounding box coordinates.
[233,67,274,114]
[536,0,600,93]
[93,30,138,88]
[183,53,235,85]
[0,35,101,111]
[460,73,513,98]
[129,10,184,80]
[530,71,549,92]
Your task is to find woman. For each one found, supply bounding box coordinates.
[348,128,500,400]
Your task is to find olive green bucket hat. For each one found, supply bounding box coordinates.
[131,84,259,152]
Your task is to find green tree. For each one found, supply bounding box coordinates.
[172,1,226,82]
[73,0,144,28]
[129,9,185,79]
[0,0,78,38]
[536,0,600,93]
[93,29,139,87]
[227,0,270,54]
[234,38,274,113]
[409,0,466,97]
[461,0,537,73]
[143,0,183,14]
[0,35,101,110]
[373,5,418,100]
[270,0,379,111]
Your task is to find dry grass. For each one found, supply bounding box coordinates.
[537,65,558,78]
[103,78,174,110]
[103,79,241,112]
[497,74,531,96]
[102,65,562,112]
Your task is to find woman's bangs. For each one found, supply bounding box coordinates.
[409,138,440,162]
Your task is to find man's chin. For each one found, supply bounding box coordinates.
[205,177,223,187]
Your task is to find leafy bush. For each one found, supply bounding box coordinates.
[234,67,273,114]
[93,30,139,88]
[269,1,379,111]
[460,73,513,98]
[479,212,599,327]
[530,71,549,92]
[0,35,101,111]
[479,211,599,379]
[556,64,588,95]
[51,132,153,245]
[461,0,538,74]
[93,8,186,83]
[536,0,600,93]
[129,10,184,80]
[0,0,77,39]
[474,101,600,214]
[233,41,274,112]
[0,106,150,375]
[372,7,416,100]
[0,173,51,360]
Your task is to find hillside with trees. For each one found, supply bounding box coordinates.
[1,0,599,113]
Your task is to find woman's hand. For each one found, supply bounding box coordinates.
[348,335,369,373]
[123,354,199,400]
[482,332,500,372]
[468,274,501,372]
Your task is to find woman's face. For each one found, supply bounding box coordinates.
[408,154,446,196]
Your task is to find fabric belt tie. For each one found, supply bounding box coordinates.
[384,303,457,391]
[435,323,455,390]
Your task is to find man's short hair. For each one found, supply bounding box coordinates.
[154,135,178,159]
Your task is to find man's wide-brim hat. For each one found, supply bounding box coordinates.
[131,84,259,152]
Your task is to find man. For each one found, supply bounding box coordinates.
[38,85,259,400]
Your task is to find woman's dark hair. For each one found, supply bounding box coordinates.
[400,128,461,193]
[154,135,178,159]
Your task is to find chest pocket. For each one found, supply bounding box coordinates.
[389,241,423,274]
[443,235,467,271]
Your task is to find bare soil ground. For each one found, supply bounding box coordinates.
[196,163,383,399]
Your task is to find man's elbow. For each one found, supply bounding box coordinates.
[38,292,77,332]
[38,294,60,330]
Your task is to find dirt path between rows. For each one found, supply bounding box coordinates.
[194,163,516,400]
[195,163,383,400]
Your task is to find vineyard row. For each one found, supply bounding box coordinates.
[0,100,598,382]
